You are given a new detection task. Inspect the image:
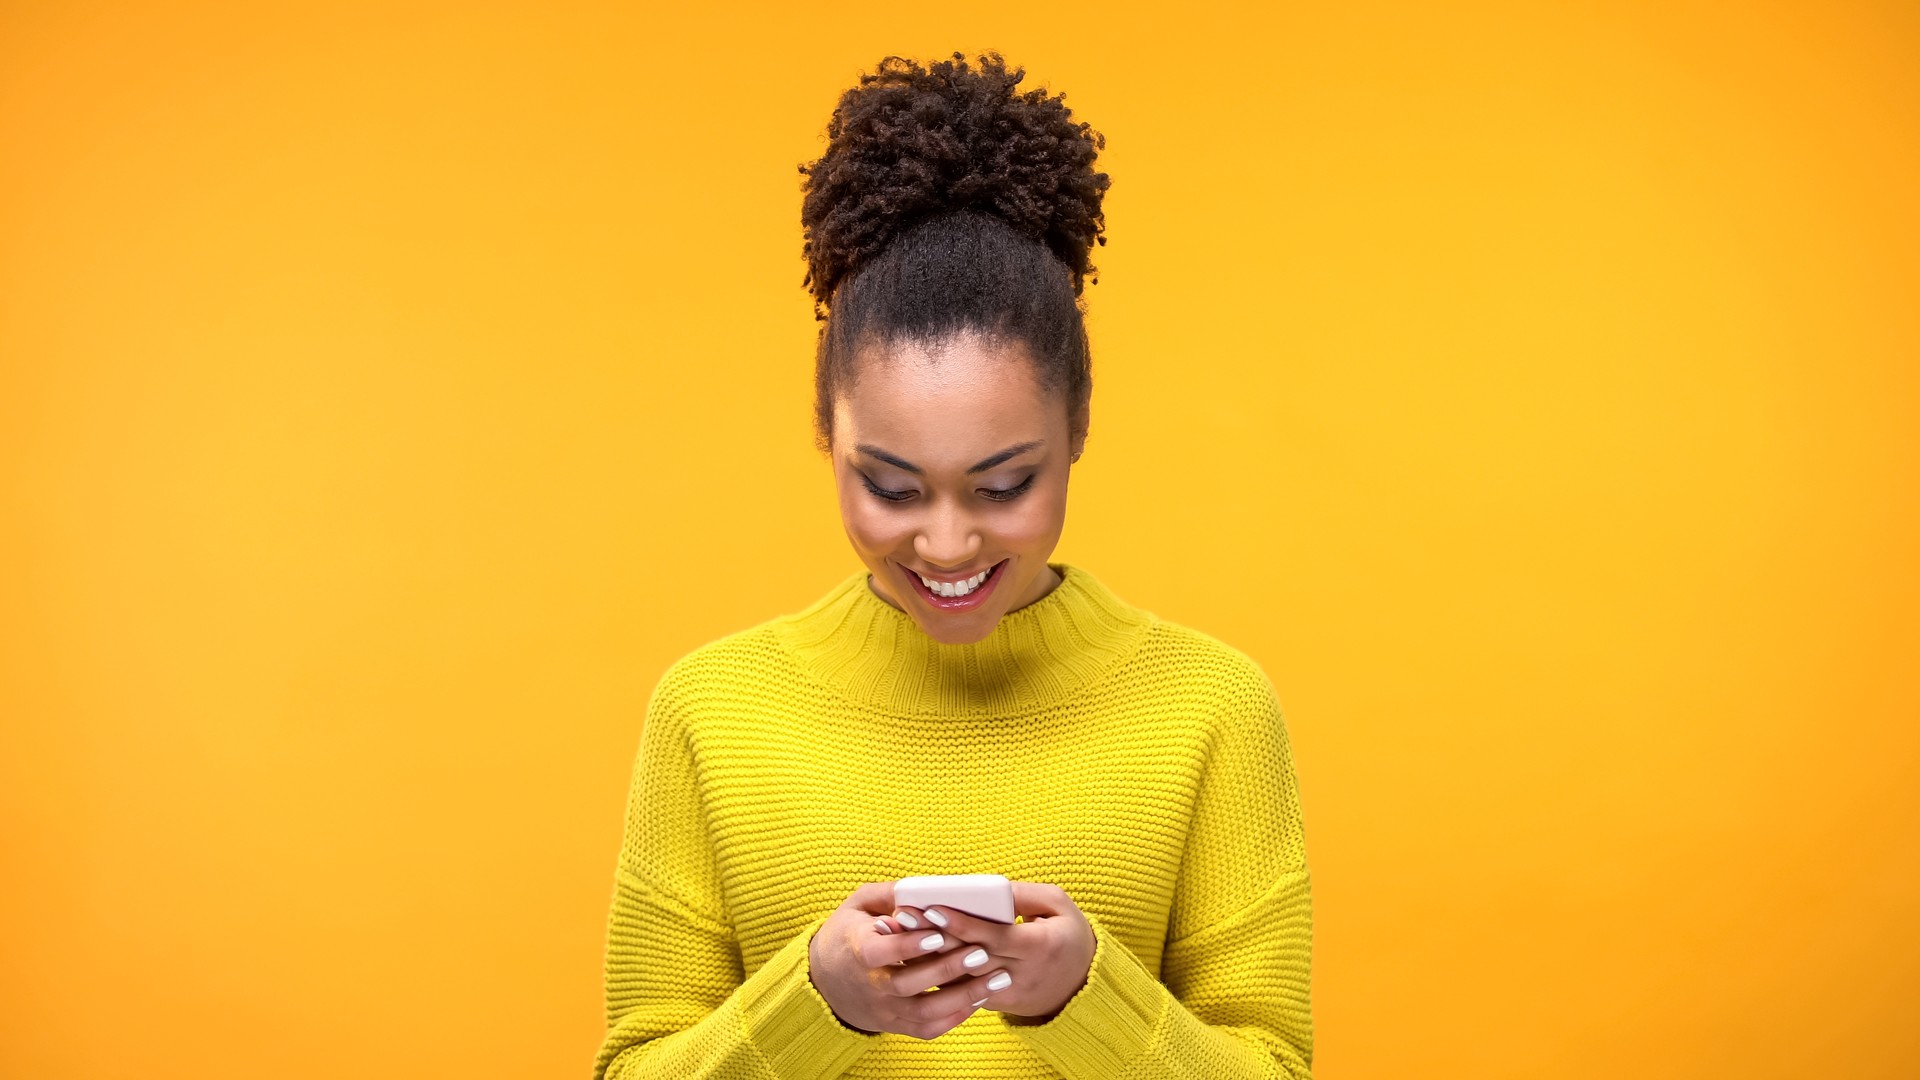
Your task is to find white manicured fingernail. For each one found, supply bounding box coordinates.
[920,932,943,950]
[970,997,988,1008]
[963,948,989,968]
[874,919,893,934]
[895,910,919,929]
[986,971,1012,991]
[924,907,948,927]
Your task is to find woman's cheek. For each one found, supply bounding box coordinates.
[845,502,907,553]
[1003,491,1067,547]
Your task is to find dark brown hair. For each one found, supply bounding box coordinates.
[798,51,1111,455]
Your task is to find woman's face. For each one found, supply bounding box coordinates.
[831,331,1085,645]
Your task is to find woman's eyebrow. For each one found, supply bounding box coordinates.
[854,440,1045,476]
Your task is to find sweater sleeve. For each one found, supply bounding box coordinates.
[999,662,1314,1079]
[592,661,882,1080]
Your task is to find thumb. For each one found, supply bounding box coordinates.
[1009,881,1071,919]
[847,880,897,914]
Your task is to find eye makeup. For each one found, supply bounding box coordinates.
[858,472,1035,503]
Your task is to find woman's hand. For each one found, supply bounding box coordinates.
[888,880,1096,1024]
[807,881,1016,1040]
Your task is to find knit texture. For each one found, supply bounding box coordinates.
[594,562,1313,1079]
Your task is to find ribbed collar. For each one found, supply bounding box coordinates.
[771,561,1156,716]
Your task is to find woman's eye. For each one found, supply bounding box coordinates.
[857,473,1035,503]
[981,475,1036,502]
[859,474,913,502]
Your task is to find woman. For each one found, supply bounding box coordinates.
[594,51,1313,1080]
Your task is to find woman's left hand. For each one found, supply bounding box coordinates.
[881,880,1096,1023]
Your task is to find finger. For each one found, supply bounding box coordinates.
[1009,880,1073,919]
[896,996,978,1041]
[848,880,897,915]
[901,964,1015,1023]
[922,937,997,991]
[862,924,959,970]
[920,904,1019,957]
[869,915,911,966]
[876,932,991,996]
[889,904,932,931]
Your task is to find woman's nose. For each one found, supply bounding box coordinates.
[915,516,981,568]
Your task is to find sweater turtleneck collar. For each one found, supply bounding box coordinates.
[771,561,1156,716]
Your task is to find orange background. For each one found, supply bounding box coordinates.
[3,2,1916,1077]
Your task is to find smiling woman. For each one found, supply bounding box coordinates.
[593,50,1313,1080]
[835,331,1078,641]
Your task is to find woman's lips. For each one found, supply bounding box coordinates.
[900,558,1008,611]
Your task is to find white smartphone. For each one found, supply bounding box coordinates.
[893,873,1016,924]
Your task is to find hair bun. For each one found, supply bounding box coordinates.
[798,51,1111,316]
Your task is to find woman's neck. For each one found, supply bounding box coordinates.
[776,561,1154,716]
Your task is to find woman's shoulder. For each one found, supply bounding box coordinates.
[1132,619,1296,774]
[647,616,795,704]
[1133,614,1279,696]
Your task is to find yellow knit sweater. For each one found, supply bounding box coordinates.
[593,561,1313,1079]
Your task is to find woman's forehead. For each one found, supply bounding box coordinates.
[837,368,1056,444]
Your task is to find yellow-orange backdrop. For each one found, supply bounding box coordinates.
[3,1,1915,1077]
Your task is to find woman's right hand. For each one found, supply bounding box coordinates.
[806,881,1011,1040]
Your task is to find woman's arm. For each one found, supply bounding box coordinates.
[999,663,1314,1078]
[592,661,880,1080]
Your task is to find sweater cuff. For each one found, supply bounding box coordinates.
[999,907,1169,1077]
[738,916,880,1079]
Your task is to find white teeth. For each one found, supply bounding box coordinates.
[919,564,993,597]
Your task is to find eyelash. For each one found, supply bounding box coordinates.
[860,473,1035,504]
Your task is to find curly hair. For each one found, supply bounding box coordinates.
[797,51,1111,456]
